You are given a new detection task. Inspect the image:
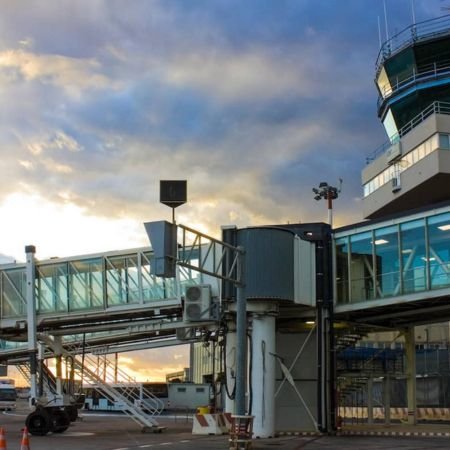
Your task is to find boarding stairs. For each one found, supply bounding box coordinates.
[335,325,404,406]
[41,337,164,431]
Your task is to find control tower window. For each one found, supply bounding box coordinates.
[382,109,398,141]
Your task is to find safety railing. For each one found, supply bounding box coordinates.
[377,60,450,107]
[366,101,450,163]
[376,14,450,74]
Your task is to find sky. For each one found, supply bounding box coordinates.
[0,0,448,383]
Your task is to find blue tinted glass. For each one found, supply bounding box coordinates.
[374,225,400,298]
[428,213,450,290]
[335,237,349,304]
[400,219,426,294]
[350,232,374,302]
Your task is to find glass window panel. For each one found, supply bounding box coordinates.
[350,232,374,302]
[428,213,450,289]
[417,143,425,160]
[141,252,169,301]
[382,109,398,141]
[374,225,400,298]
[69,258,104,311]
[106,255,140,306]
[1,269,26,318]
[335,237,349,304]
[439,133,450,150]
[36,263,68,313]
[400,219,426,294]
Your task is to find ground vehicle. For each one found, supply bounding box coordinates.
[0,379,17,410]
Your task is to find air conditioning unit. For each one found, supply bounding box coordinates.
[183,284,212,322]
[391,176,401,193]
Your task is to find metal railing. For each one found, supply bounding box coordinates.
[366,101,450,163]
[376,14,450,74]
[377,60,450,107]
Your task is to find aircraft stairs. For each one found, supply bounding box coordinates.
[42,337,165,431]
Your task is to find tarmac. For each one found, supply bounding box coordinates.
[2,402,450,450]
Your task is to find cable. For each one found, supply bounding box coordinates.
[221,325,236,400]
[248,332,253,415]
[262,340,266,426]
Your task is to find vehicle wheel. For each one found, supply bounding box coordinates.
[26,410,51,436]
[49,409,70,433]
[66,405,78,422]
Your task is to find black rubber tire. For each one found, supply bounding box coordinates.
[49,409,70,433]
[26,410,51,436]
[66,405,78,422]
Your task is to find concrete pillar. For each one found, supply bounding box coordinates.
[251,313,276,438]
[383,375,391,425]
[405,327,417,425]
[367,376,373,425]
[224,326,237,414]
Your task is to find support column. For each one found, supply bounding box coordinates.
[224,325,237,414]
[251,313,276,438]
[367,376,373,425]
[53,335,63,396]
[235,249,247,416]
[405,327,417,425]
[383,375,391,425]
[25,245,37,406]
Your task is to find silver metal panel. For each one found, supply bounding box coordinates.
[237,228,295,301]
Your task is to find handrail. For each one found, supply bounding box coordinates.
[366,101,450,163]
[377,60,450,104]
[376,14,450,74]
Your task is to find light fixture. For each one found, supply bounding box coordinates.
[374,239,389,245]
[402,249,413,254]
[306,321,315,325]
[421,257,436,262]
[438,224,450,231]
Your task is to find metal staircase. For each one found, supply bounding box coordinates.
[42,337,164,431]
[335,325,404,425]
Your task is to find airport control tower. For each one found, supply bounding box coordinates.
[363,15,450,219]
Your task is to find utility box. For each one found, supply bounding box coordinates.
[183,285,213,322]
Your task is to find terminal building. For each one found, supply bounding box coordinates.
[1,12,450,439]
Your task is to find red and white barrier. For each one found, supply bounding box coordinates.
[192,413,228,435]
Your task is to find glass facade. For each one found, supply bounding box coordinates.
[335,210,450,304]
[0,249,200,319]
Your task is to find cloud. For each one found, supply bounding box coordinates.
[0,49,114,95]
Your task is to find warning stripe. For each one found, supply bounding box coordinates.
[195,414,209,427]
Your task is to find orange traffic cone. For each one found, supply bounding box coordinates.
[20,427,29,450]
[0,427,6,450]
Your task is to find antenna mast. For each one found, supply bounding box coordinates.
[383,0,389,42]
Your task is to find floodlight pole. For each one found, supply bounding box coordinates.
[312,180,341,228]
[327,192,333,227]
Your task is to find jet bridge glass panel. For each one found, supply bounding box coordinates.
[68,258,104,311]
[335,210,450,305]
[37,263,69,313]
[374,225,400,298]
[349,232,374,303]
[428,212,450,290]
[1,268,26,318]
[401,219,427,294]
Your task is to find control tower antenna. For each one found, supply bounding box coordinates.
[383,0,390,41]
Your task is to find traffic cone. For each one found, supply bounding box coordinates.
[0,427,6,450]
[20,427,29,450]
